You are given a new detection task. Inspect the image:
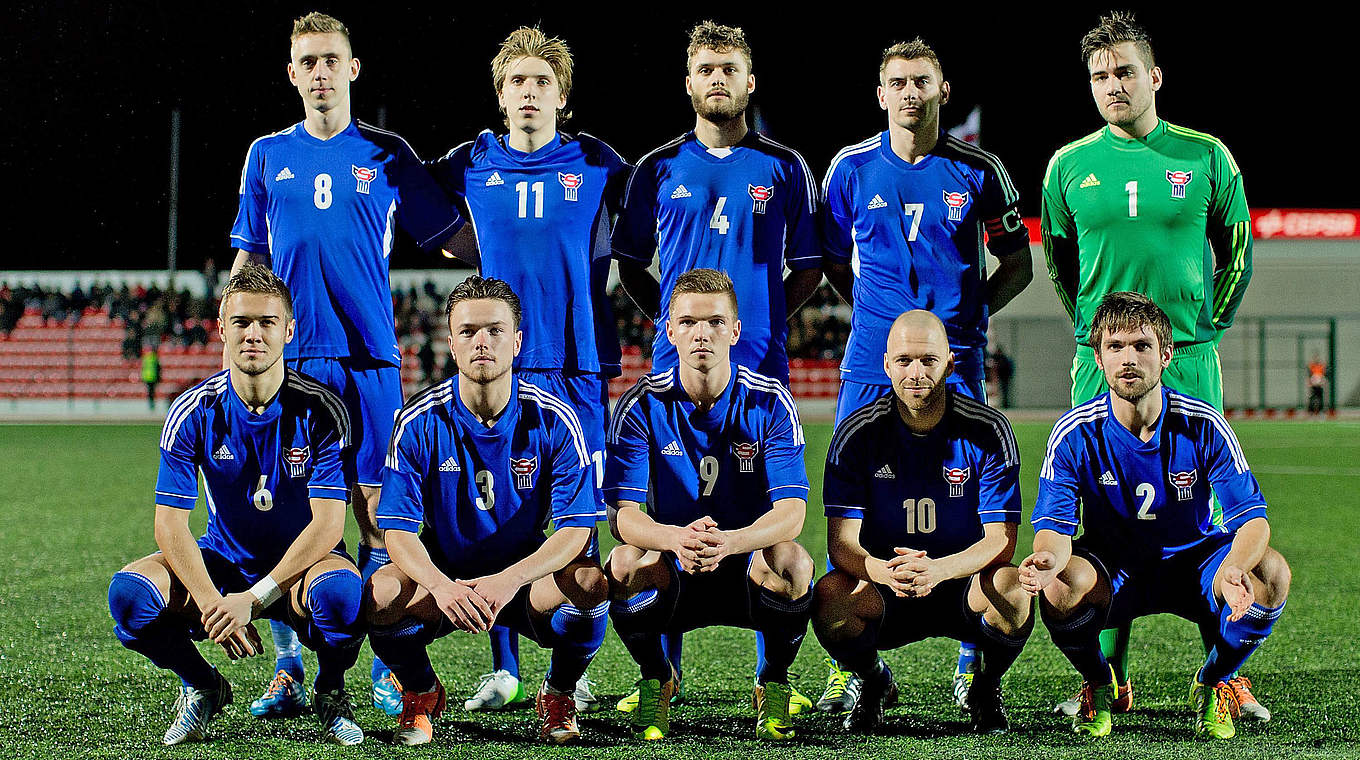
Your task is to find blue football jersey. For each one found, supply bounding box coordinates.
[605,364,809,530]
[428,132,630,376]
[230,120,461,365]
[378,375,598,579]
[823,389,1021,560]
[822,132,1029,384]
[612,132,821,384]
[155,369,351,582]
[1033,388,1268,567]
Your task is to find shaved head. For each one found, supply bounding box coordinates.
[884,310,954,421]
[888,309,949,351]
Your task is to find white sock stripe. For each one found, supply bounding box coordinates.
[160,373,228,450]
[119,570,167,608]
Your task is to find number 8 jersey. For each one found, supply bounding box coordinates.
[823,389,1021,561]
[605,365,809,530]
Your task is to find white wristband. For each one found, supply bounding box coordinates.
[249,576,282,608]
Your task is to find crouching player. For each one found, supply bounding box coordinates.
[1021,292,1290,739]
[364,276,608,746]
[812,310,1032,734]
[604,269,814,742]
[107,265,365,746]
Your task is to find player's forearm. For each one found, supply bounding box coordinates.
[353,496,384,549]
[262,498,346,594]
[492,527,592,590]
[614,503,684,553]
[726,498,805,555]
[618,261,661,318]
[384,529,455,592]
[1032,529,1073,572]
[828,537,878,584]
[1221,517,1270,576]
[783,268,823,318]
[1040,231,1078,322]
[824,261,854,306]
[932,523,1018,582]
[985,245,1033,314]
[1209,221,1253,330]
[153,507,222,606]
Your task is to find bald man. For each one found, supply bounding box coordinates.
[811,310,1032,734]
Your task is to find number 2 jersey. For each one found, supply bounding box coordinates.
[377,375,598,579]
[428,131,630,376]
[611,132,821,384]
[1033,387,1268,569]
[823,389,1021,560]
[230,120,461,365]
[822,131,1029,386]
[604,364,809,530]
[155,369,351,582]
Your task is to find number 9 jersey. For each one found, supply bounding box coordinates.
[823,389,1021,560]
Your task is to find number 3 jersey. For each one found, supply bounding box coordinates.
[611,132,821,383]
[377,376,598,579]
[604,364,809,531]
[155,369,351,581]
[230,120,461,365]
[822,132,1028,386]
[1032,387,1268,569]
[823,390,1021,561]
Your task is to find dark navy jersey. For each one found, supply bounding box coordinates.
[1033,387,1268,568]
[429,132,630,376]
[605,364,809,530]
[824,389,1021,560]
[822,132,1029,383]
[155,369,350,581]
[612,132,820,383]
[378,375,597,579]
[231,120,460,365]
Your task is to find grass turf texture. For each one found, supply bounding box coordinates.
[2,421,1358,760]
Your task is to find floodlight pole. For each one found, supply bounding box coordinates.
[167,107,181,290]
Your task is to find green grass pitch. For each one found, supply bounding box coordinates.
[2,421,1359,759]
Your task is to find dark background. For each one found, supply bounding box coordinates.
[5,2,1354,271]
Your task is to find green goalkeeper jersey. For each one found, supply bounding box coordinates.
[1041,120,1253,347]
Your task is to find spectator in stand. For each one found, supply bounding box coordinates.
[141,343,161,409]
[1307,354,1327,416]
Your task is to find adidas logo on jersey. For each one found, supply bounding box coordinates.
[486,172,505,187]
[874,464,895,479]
[1099,471,1118,486]
[439,457,461,473]
[661,440,683,456]
[1080,173,1100,188]
[274,167,295,182]
[867,194,888,210]
[213,444,235,461]
[671,184,692,199]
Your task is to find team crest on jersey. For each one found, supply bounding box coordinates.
[352,165,377,195]
[943,466,970,497]
[943,191,970,222]
[558,172,583,202]
[732,441,760,473]
[1166,170,1193,199]
[285,446,310,478]
[1169,470,1197,501]
[748,184,774,214]
[510,456,538,489]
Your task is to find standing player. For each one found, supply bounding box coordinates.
[229,12,461,717]
[1040,11,1258,718]
[365,277,609,746]
[107,266,365,746]
[604,269,814,742]
[610,20,821,711]
[813,310,1031,734]
[426,26,628,714]
[819,38,1033,709]
[1021,292,1289,739]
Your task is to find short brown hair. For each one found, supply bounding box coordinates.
[492,27,574,124]
[291,12,351,53]
[1089,291,1173,352]
[1080,11,1154,70]
[686,21,752,72]
[670,268,738,317]
[880,38,944,80]
[221,263,293,317]
[445,275,523,329]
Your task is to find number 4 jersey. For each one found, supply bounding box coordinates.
[823,389,1021,560]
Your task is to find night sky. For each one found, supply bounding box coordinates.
[6,2,1354,271]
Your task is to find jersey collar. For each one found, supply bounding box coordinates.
[451,374,519,438]
[495,131,567,163]
[1104,385,1169,450]
[1100,119,1167,150]
[225,371,284,425]
[877,129,945,172]
[684,130,760,165]
[291,119,361,147]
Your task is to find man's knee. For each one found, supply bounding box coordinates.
[306,568,364,647]
[765,541,814,591]
[812,570,873,637]
[109,569,168,644]
[365,565,409,626]
[605,544,654,596]
[1043,557,1103,614]
[558,560,609,608]
[1253,548,1292,607]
